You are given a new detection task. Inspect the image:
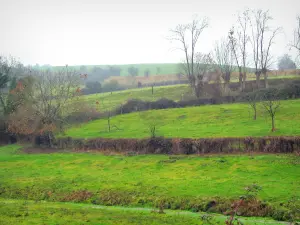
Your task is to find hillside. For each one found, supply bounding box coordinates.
[64,99,300,139]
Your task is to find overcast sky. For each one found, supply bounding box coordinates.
[0,0,299,66]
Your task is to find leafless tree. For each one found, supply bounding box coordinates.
[291,16,300,66]
[213,38,234,94]
[250,9,281,88]
[250,10,263,89]
[181,53,215,98]
[261,90,280,132]
[229,9,250,91]
[139,110,159,138]
[8,66,81,145]
[246,93,259,120]
[169,16,209,98]
[31,66,81,126]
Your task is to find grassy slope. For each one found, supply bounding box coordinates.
[79,84,192,111]
[0,145,299,205]
[0,199,288,225]
[65,99,300,139]
[77,76,300,111]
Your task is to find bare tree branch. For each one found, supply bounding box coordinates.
[249,9,282,88]
[213,37,234,94]
[228,9,250,91]
[290,16,300,67]
[261,90,280,132]
[169,16,209,98]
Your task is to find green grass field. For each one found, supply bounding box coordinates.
[64,99,300,139]
[0,199,289,225]
[0,145,299,205]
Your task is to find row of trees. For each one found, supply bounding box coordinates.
[170,10,300,98]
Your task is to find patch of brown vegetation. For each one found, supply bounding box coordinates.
[22,147,61,154]
[61,190,93,202]
[55,136,300,155]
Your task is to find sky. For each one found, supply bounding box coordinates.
[0,0,299,66]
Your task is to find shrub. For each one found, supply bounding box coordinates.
[53,136,300,154]
[81,81,102,95]
[150,98,177,109]
[102,80,120,93]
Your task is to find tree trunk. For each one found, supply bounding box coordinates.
[239,70,243,91]
[223,82,229,95]
[271,115,275,132]
[263,72,268,88]
[255,72,260,89]
[253,107,257,120]
[107,111,111,132]
[194,81,202,98]
[242,72,246,91]
[48,132,53,148]
[151,85,154,95]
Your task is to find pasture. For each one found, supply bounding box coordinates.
[64,99,300,139]
[0,145,299,223]
[0,199,290,225]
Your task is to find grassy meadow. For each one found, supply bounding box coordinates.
[0,199,290,225]
[64,99,300,139]
[0,145,299,214]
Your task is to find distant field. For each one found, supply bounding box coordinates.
[0,199,289,225]
[52,63,300,78]
[65,99,300,139]
[105,72,299,86]
[55,63,181,76]
[77,84,192,111]
[76,76,300,112]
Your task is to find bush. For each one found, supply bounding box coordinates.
[82,81,102,95]
[116,99,149,114]
[53,136,300,154]
[150,98,177,109]
[102,80,120,93]
[0,119,16,145]
[64,108,103,124]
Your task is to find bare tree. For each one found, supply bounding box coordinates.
[169,16,209,98]
[250,9,281,88]
[213,38,234,94]
[245,93,259,120]
[291,16,300,66]
[229,10,250,91]
[139,110,159,138]
[194,53,216,97]
[8,66,81,145]
[250,10,263,89]
[261,90,280,132]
